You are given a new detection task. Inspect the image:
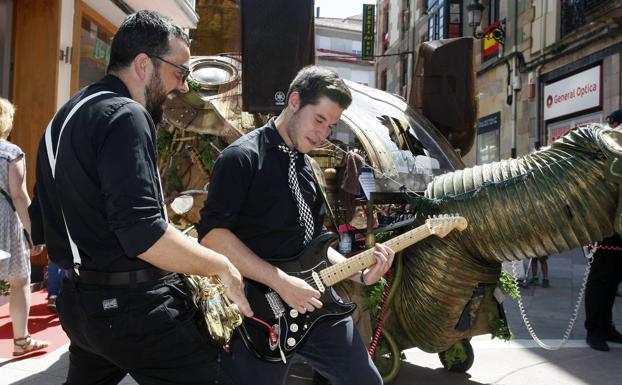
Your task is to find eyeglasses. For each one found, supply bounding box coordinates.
[149,55,190,83]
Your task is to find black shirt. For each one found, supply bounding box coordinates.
[197,119,325,260]
[31,75,168,271]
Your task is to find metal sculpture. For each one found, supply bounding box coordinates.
[384,125,622,358]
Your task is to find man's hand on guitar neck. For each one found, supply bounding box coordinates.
[273,271,323,314]
[360,243,395,285]
[327,243,395,286]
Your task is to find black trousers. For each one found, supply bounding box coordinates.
[221,316,382,385]
[57,273,233,385]
[584,247,622,337]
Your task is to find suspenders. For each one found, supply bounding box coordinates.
[44,91,168,266]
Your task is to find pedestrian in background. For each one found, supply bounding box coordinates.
[0,97,49,356]
[530,256,550,288]
[584,109,622,351]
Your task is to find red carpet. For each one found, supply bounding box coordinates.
[0,288,69,359]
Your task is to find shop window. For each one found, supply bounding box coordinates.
[476,129,500,164]
[476,112,501,165]
[448,1,461,38]
[427,0,462,41]
[78,14,114,89]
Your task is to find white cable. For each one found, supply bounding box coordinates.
[510,245,595,350]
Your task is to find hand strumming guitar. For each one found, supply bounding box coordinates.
[273,271,323,314]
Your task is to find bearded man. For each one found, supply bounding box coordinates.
[30,10,250,384]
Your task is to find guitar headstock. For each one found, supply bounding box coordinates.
[425,214,468,238]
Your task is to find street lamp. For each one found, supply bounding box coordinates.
[466,0,484,31]
[466,0,505,46]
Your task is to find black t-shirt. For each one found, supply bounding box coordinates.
[197,119,325,260]
[31,75,168,271]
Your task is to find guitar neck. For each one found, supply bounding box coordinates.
[319,224,433,287]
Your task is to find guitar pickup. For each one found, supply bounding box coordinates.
[311,271,325,293]
[266,291,285,318]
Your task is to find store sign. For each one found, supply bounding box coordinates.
[543,65,601,121]
[93,38,111,64]
[362,4,375,61]
[478,112,500,134]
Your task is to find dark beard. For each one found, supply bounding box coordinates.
[145,70,167,126]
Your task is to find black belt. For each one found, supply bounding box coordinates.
[64,267,174,286]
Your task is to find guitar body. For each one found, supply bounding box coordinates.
[235,216,469,362]
[238,232,357,362]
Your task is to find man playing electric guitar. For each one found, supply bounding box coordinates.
[198,66,394,385]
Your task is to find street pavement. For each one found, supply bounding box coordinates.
[2,247,621,384]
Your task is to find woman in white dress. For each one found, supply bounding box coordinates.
[0,97,48,356]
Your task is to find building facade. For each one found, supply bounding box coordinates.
[0,0,198,191]
[378,0,622,167]
[315,12,375,87]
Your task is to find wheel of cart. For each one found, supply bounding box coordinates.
[438,338,475,373]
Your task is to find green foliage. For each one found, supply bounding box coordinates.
[488,312,512,341]
[198,135,219,174]
[499,270,520,300]
[157,129,174,161]
[442,341,467,366]
[364,276,387,319]
[0,280,9,296]
[166,165,183,193]
[187,77,201,93]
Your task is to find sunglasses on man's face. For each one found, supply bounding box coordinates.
[149,55,190,83]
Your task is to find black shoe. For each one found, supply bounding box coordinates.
[586,335,610,351]
[606,328,622,344]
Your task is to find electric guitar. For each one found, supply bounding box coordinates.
[237,215,468,362]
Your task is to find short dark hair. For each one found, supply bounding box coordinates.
[107,10,190,73]
[286,66,352,110]
[606,109,622,126]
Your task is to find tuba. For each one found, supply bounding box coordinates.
[183,274,243,346]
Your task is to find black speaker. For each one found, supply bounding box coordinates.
[241,0,315,112]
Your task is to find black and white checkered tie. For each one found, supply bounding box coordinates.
[278,144,314,244]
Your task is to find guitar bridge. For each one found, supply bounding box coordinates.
[311,271,325,293]
[266,291,285,318]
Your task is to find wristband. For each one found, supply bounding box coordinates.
[360,270,367,286]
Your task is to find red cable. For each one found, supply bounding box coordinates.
[248,316,278,345]
[368,269,393,359]
[586,243,622,251]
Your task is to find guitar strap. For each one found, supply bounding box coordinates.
[305,154,339,235]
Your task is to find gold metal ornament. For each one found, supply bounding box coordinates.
[183,274,243,346]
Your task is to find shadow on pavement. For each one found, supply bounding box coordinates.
[390,361,486,385]
[10,351,68,385]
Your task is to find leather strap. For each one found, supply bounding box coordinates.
[305,154,339,234]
